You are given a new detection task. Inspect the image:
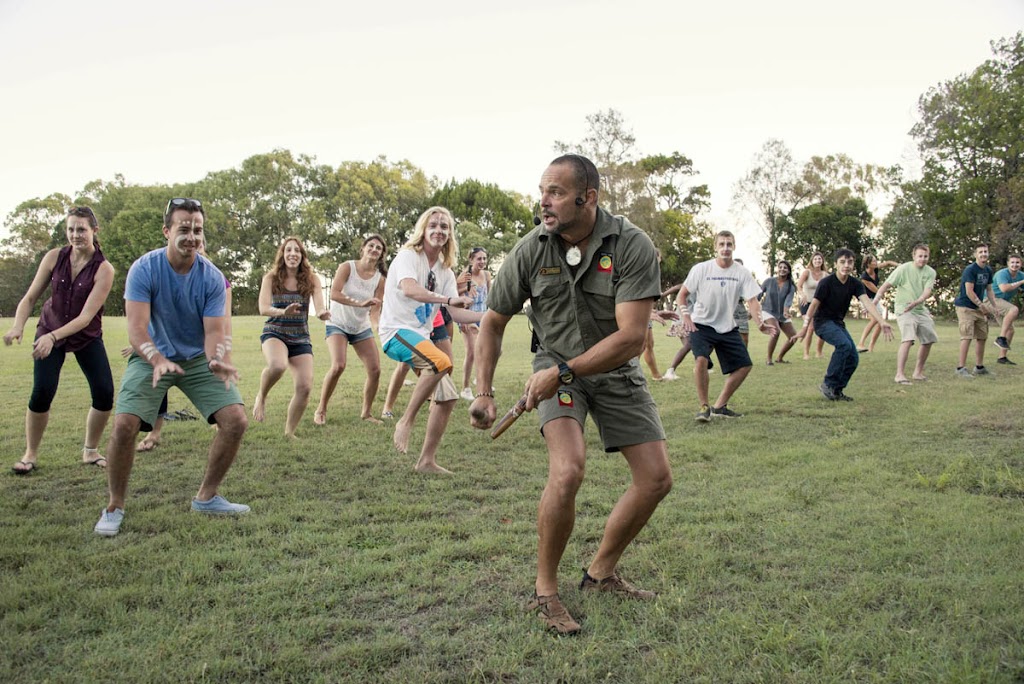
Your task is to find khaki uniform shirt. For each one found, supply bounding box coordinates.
[489,207,660,368]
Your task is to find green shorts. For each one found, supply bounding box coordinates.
[117,354,244,432]
[534,354,665,453]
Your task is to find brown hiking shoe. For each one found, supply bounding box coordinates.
[579,570,656,600]
[525,593,581,635]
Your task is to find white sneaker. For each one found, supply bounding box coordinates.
[94,508,125,536]
[662,368,679,381]
[460,387,475,401]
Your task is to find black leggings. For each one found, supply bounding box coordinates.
[28,336,114,413]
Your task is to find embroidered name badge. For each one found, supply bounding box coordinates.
[557,390,574,407]
[597,253,613,273]
[539,266,561,276]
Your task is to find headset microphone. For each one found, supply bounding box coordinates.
[570,154,592,206]
[533,216,541,226]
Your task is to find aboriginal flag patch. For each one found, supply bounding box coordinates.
[597,253,613,273]
[557,390,574,407]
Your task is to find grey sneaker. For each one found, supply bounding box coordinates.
[711,405,743,418]
[94,508,125,536]
[819,383,838,400]
[191,495,250,515]
[974,366,992,376]
[695,404,712,422]
[834,390,854,402]
[955,367,974,378]
[994,336,1010,350]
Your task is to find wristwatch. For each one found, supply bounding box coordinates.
[557,362,575,385]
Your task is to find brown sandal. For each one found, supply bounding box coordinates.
[526,593,581,635]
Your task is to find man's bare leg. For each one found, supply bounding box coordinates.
[958,338,971,368]
[394,371,443,453]
[415,398,456,474]
[586,439,672,580]
[713,365,750,409]
[195,404,247,501]
[913,343,932,380]
[105,413,142,511]
[693,356,711,406]
[535,418,586,597]
[895,341,913,382]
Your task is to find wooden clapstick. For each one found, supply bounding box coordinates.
[490,397,528,439]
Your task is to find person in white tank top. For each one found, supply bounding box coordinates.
[796,252,829,359]
[313,235,388,426]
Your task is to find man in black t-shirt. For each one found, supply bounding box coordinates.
[804,248,893,401]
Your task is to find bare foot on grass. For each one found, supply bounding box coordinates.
[136,436,160,452]
[252,397,266,422]
[393,420,412,453]
[415,462,452,475]
[362,415,384,425]
[313,409,326,426]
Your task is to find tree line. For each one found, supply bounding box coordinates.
[3,32,1021,316]
[735,32,1023,311]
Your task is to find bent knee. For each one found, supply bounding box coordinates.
[214,406,248,434]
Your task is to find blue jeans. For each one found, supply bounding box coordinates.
[815,319,859,391]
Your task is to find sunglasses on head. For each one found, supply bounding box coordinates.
[165,198,203,213]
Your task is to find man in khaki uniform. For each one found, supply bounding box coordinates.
[470,155,672,635]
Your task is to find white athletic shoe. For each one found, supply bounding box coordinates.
[460,387,475,401]
[662,368,679,381]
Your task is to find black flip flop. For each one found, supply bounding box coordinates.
[12,460,36,475]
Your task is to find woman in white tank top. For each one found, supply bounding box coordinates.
[796,252,829,359]
[313,235,388,425]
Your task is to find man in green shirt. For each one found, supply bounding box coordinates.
[873,243,938,383]
[470,155,672,635]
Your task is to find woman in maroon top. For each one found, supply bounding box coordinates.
[3,206,115,474]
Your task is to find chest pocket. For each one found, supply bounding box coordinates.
[530,279,570,322]
[580,274,616,321]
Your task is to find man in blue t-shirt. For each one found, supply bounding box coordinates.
[95,199,249,537]
[992,254,1024,365]
[953,244,999,378]
[804,248,892,401]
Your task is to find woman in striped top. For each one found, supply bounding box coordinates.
[253,236,330,437]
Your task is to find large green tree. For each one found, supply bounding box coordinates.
[734,141,894,274]
[879,32,1023,303]
[775,198,873,268]
[330,156,430,265]
[428,178,533,264]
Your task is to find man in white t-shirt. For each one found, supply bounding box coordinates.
[676,231,776,421]
[379,206,479,474]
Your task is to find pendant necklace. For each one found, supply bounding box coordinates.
[563,228,594,266]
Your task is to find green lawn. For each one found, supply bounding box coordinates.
[1,315,1022,683]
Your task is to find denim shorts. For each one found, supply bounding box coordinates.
[325,325,375,345]
[260,333,313,358]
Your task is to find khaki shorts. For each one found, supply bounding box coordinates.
[533,354,665,453]
[897,311,938,345]
[117,354,244,432]
[993,298,1019,317]
[955,306,989,340]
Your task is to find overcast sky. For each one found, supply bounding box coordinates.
[1,0,1021,264]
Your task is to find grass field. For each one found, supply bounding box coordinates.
[1,314,1022,683]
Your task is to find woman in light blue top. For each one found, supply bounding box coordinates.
[458,247,490,400]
